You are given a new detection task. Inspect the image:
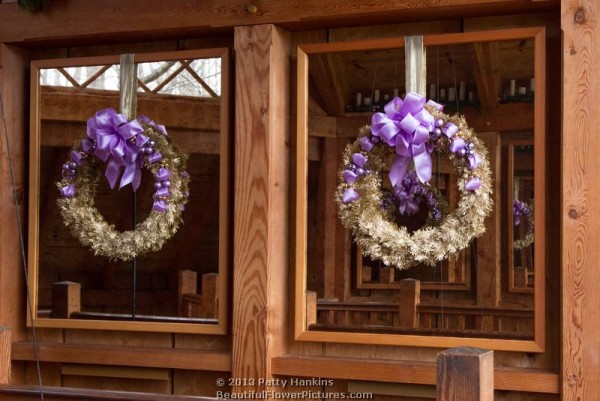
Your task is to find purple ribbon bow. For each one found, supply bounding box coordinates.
[85,108,149,191]
[371,92,442,188]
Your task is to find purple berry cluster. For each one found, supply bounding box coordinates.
[513,199,532,228]
[391,171,442,221]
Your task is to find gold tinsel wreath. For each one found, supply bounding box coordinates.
[56,124,189,261]
[514,200,534,251]
[336,107,493,269]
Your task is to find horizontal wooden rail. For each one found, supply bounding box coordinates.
[70,311,218,324]
[317,300,534,318]
[12,342,231,372]
[271,355,559,394]
[308,323,532,340]
[0,385,216,401]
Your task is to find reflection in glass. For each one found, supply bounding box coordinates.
[304,38,537,340]
[31,51,229,333]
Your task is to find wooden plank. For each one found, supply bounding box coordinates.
[436,347,493,401]
[471,42,500,111]
[0,384,216,401]
[39,87,221,131]
[398,279,420,328]
[0,45,28,352]
[273,355,557,393]
[562,0,600,399]
[0,1,557,44]
[0,328,10,384]
[232,24,291,392]
[61,364,169,381]
[178,270,197,317]
[51,281,81,319]
[476,132,501,332]
[271,355,559,393]
[12,342,232,372]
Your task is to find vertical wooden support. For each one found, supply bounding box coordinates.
[514,266,528,288]
[0,45,28,351]
[437,347,493,401]
[398,279,420,328]
[476,132,501,331]
[361,265,372,283]
[233,24,290,393]
[199,273,218,318]
[0,327,10,384]
[51,281,81,318]
[178,270,197,316]
[562,1,600,399]
[305,291,317,327]
[379,267,395,283]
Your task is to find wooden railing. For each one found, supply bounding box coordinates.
[0,325,508,400]
[38,271,219,323]
[308,279,534,336]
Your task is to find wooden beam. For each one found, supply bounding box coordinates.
[562,0,600,399]
[471,42,500,111]
[271,355,559,394]
[0,327,10,384]
[11,342,232,372]
[436,347,493,401]
[309,53,348,117]
[232,24,290,392]
[41,121,220,154]
[0,45,28,350]
[0,1,557,45]
[40,87,220,131]
[0,385,216,401]
[475,132,501,331]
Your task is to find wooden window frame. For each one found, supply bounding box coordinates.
[294,28,546,352]
[27,48,231,335]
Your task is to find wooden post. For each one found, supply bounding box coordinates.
[0,327,10,384]
[305,291,317,327]
[514,266,527,288]
[361,265,372,283]
[51,281,81,318]
[562,1,600,398]
[178,270,197,317]
[398,279,420,327]
[199,273,218,318]
[437,347,493,401]
[232,24,290,394]
[379,267,395,283]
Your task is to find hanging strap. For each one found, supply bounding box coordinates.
[404,36,426,96]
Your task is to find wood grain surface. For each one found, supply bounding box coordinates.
[232,24,291,391]
[562,0,600,399]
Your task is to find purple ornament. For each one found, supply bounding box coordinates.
[342,188,359,203]
[148,151,163,164]
[359,136,374,152]
[435,119,444,128]
[442,123,458,138]
[163,180,171,187]
[356,167,365,175]
[156,167,171,181]
[60,184,76,198]
[352,153,367,168]
[343,170,359,184]
[465,177,481,191]
[155,187,170,198]
[154,182,163,190]
[70,150,85,166]
[152,199,168,213]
